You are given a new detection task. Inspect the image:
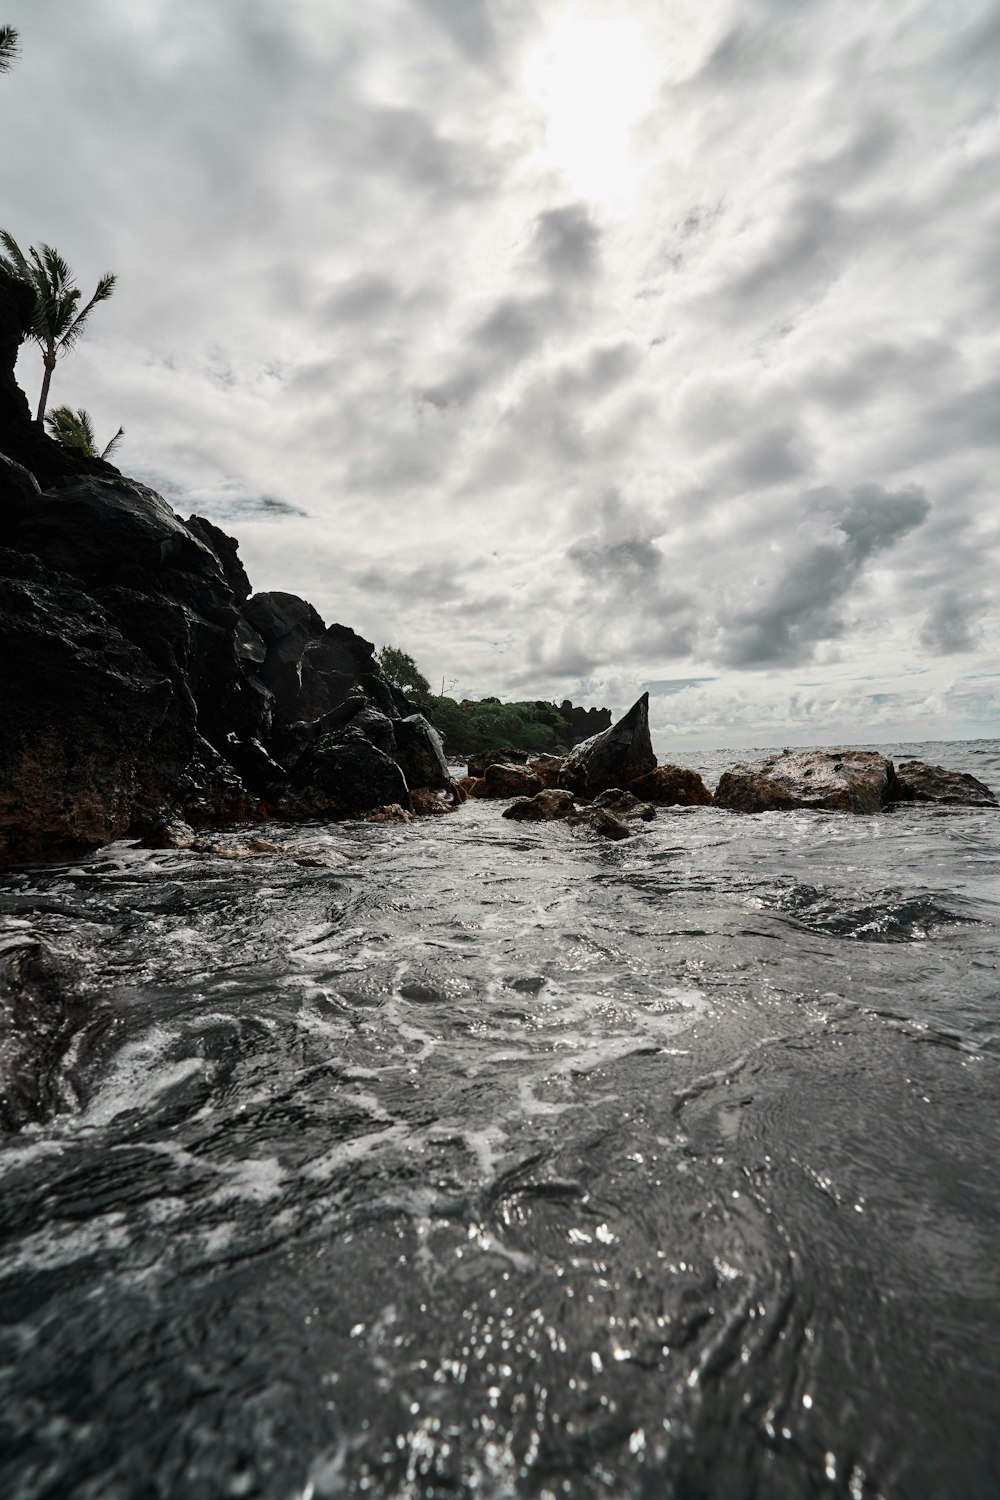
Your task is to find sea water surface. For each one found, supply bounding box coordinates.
[1,740,998,1500]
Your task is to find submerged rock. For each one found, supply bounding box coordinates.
[572,806,634,840]
[628,765,713,807]
[715,750,894,815]
[502,788,577,822]
[591,789,657,821]
[561,695,656,798]
[891,761,998,808]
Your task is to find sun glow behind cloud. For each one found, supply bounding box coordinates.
[523,16,658,210]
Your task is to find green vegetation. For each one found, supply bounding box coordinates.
[0,25,19,73]
[428,696,565,756]
[377,645,432,706]
[0,232,116,422]
[45,405,124,461]
[378,645,580,754]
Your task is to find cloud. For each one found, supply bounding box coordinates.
[1,0,998,742]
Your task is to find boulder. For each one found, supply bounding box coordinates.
[560,694,656,797]
[591,789,656,821]
[891,761,998,808]
[283,726,412,817]
[472,763,545,799]
[715,750,895,815]
[393,714,451,790]
[572,806,634,840]
[467,748,532,778]
[528,752,567,789]
[628,765,713,807]
[502,788,578,822]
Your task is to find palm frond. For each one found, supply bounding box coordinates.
[0,25,20,74]
[45,405,94,455]
[58,273,116,351]
[100,425,125,461]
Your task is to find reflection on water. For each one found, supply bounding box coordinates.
[0,739,998,1498]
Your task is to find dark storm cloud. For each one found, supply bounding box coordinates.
[714,484,931,667]
[567,535,663,578]
[918,589,986,655]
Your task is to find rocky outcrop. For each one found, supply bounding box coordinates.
[591,789,656,822]
[890,760,998,807]
[0,281,457,863]
[715,750,895,815]
[557,700,613,744]
[466,748,531,778]
[470,763,544,799]
[560,694,656,798]
[628,766,713,807]
[502,788,577,822]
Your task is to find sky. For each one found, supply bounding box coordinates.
[2,0,998,749]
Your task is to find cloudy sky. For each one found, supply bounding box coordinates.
[2,0,998,747]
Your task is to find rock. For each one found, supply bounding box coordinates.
[591,789,656,821]
[0,930,92,1133]
[185,515,252,603]
[628,766,714,807]
[891,761,998,807]
[349,706,398,758]
[572,806,634,840]
[457,776,483,797]
[410,788,455,816]
[502,788,577,822]
[138,818,196,849]
[472,763,545,799]
[715,750,895,815]
[366,803,415,824]
[283,726,412,817]
[393,714,451,791]
[561,694,656,797]
[15,475,228,592]
[557,700,613,744]
[466,748,531,778]
[221,734,288,796]
[528,752,567,789]
[0,560,178,863]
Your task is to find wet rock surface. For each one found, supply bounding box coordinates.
[715,749,896,815]
[628,764,714,806]
[561,694,657,797]
[891,759,998,807]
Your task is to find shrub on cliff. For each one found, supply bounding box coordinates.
[0,25,19,72]
[45,406,124,461]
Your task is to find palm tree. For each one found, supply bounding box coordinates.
[0,26,19,73]
[45,405,125,461]
[0,231,116,422]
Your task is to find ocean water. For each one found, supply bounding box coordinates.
[0,739,998,1500]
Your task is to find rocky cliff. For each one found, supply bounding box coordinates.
[0,272,449,865]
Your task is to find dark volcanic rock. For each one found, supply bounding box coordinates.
[891,761,998,807]
[0,561,176,862]
[186,515,252,602]
[393,714,451,791]
[561,695,656,797]
[628,766,714,807]
[0,930,95,1132]
[715,750,895,815]
[572,806,634,840]
[284,727,412,817]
